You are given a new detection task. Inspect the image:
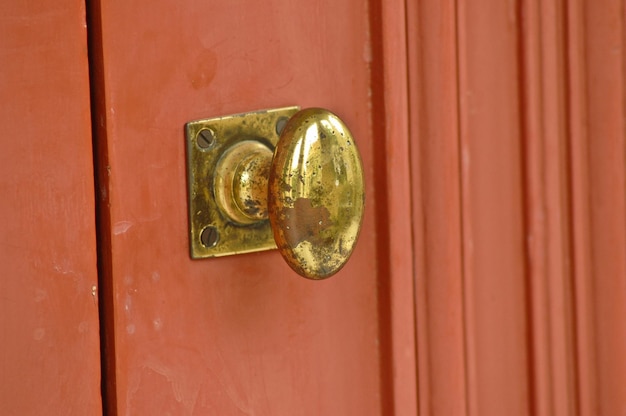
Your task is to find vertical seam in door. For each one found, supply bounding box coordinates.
[515,0,540,413]
[405,0,428,410]
[563,1,589,415]
[85,0,117,414]
[453,0,472,415]
[561,1,582,413]
[367,0,395,413]
[401,0,420,412]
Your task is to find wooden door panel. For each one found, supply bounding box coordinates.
[407,1,467,414]
[88,0,416,414]
[0,1,102,414]
[408,1,626,415]
[6,0,626,414]
[456,2,531,414]
[583,1,626,412]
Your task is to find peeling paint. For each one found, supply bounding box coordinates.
[113,221,133,235]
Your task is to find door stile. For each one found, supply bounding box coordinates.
[407,0,469,415]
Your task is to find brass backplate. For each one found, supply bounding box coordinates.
[185,106,299,258]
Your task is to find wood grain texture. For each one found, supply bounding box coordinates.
[0,1,102,414]
[89,0,416,413]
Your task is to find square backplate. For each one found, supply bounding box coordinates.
[185,106,299,258]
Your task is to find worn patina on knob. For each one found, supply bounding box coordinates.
[268,108,365,279]
[191,106,365,279]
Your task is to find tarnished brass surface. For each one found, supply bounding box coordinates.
[268,108,365,279]
[215,140,272,224]
[186,106,299,258]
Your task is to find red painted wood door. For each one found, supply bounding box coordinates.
[5,0,626,415]
[89,0,416,414]
[409,1,626,415]
[0,1,102,414]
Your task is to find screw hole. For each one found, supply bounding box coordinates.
[275,117,289,136]
[197,128,215,149]
[200,226,219,248]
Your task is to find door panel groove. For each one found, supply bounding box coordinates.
[85,0,118,413]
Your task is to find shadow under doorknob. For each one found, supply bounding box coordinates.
[185,106,364,279]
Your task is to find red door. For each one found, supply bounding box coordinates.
[0,1,102,414]
[89,0,416,414]
[4,0,626,415]
[409,1,626,414]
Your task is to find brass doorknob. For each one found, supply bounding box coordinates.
[268,109,365,279]
[186,107,365,280]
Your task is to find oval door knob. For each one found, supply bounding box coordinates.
[209,108,364,279]
[268,108,365,279]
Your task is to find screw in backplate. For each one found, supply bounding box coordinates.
[275,116,289,136]
[200,226,219,248]
[197,128,216,149]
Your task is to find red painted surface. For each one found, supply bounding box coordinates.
[584,1,626,413]
[407,1,467,414]
[0,1,102,414]
[407,1,626,415]
[374,0,419,414]
[519,1,581,413]
[457,2,530,414]
[4,1,626,414]
[89,0,416,414]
